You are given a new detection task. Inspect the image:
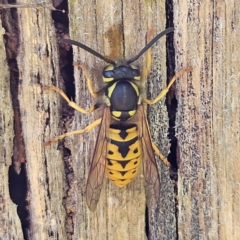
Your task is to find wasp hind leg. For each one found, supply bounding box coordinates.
[152,142,171,167]
[44,118,101,146]
[144,68,192,105]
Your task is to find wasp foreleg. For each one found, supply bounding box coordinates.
[144,68,192,105]
[43,86,98,114]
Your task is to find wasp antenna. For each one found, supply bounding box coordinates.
[59,39,116,65]
[127,27,174,64]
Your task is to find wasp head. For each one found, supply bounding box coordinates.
[102,64,140,83]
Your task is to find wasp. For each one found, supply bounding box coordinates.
[43,27,190,211]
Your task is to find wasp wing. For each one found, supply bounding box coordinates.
[86,107,111,211]
[137,105,160,208]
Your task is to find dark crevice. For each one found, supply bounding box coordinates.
[166,0,179,239]
[144,4,177,238]
[52,0,69,26]
[52,0,75,101]
[52,1,76,239]
[60,48,75,101]
[8,163,29,239]
[166,0,177,169]
[145,207,149,239]
[1,4,30,239]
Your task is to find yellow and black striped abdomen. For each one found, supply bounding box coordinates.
[105,124,141,187]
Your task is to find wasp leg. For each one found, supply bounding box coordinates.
[144,68,192,105]
[44,118,101,146]
[74,62,98,98]
[43,86,98,114]
[141,29,154,83]
[152,141,171,167]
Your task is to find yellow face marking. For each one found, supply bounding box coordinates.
[103,65,114,82]
[105,65,114,70]
[131,65,140,80]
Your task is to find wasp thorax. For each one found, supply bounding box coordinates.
[105,77,141,121]
[103,64,140,83]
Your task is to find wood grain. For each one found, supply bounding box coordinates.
[1,1,67,239]
[66,0,174,239]
[1,0,239,239]
[0,17,23,239]
[174,0,240,239]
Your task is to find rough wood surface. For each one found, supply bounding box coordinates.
[17,5,67,239]
[1,0,175,239]
[66,0,175,239]
[2,0,239,239]
[0,20,23,239]
[174,0,240,239]
[17,8,66,239]
[1,1,67,239]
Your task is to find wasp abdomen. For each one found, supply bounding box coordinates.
[105,124,141,187]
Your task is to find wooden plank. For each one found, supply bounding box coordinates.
[174,0,240,239]
[65,0,175,239]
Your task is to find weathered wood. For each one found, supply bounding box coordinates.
[1,1,174,239]
[65,0,175,239]
[3,0,238,239]
[0,20,23,239]
[174,0,240,239]
[1,1,67,239]
[17,5,67,239]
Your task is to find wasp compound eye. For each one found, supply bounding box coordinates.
[103,70,115,78]
[132,69,140,77]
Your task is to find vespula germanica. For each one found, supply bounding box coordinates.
[44,28,190,211]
